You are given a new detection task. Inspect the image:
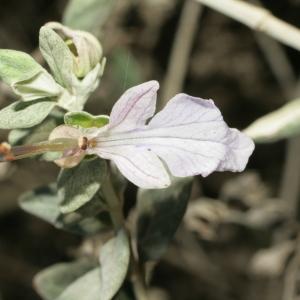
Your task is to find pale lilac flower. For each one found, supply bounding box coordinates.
[50,81,255,189]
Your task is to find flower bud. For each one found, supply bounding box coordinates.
[45,22,103,78]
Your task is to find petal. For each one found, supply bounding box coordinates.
[89,93,254,186]
[147,93,255,176]
[108,81,159,131]
[92,146,170,189]
[216,128,254,172]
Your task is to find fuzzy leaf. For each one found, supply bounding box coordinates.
[58,158,107,213]
[19,183,61,224]
[64,111,109,128]
[137,177,193,261]
[0,99,55,129]
[57,62,104,112]
[0,49,43,84]
[13,70,62,101]
[0,49,62,101]
[57,268,102,300]
[19,183,111,235]
[99,229,130,300]
[8,111,63,145]
[39,26,74,89]
[63,0,116,33]
[34,260,96,300]
[245,98,300,143]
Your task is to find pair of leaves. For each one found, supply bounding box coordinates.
[0,25,104,130]
[35,229,130,300]
[136,177,193,261]
[0,49,63,129]
[40,26,105,111]
[0,51,58,130]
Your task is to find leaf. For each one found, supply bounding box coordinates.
[57,268,102,300]
[19,183,111,235]
[58,158,107,213]
[57,62,105,112]
[34,260,96,300]
[0,49,62,101]
[13,70,62,101]
[64,111,109,128]
[99,229,130,300]
[0,49,43,84]
[0,99,56,129]
[63,0,116,33]
[137,177,193,261]
[19,183,61,224]
[244,98,300,143]
[8,111,63,145]
[39,26,74,89]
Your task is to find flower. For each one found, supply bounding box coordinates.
[50,81,255,189]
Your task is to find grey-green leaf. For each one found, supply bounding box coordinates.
[57,268,102,300]
[8,112,63,145]
[0,49,42,84]
[245,98,300,143]
[137,177,193,262]
[34,260,96,300]
[63,0,116,34]
[99,229,130,300]
[0,99,56,129]
[64,111,109,128]
[19,183,61,224]
[13,70,62,101]
[39,26,74,89]
[19,183,111,235]
[58,158,107,214]
[0,49,61,101]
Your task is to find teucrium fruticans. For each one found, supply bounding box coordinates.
[0,20,254,300]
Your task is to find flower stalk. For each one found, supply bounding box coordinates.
[101,165,149,300]
[0,138,78,161]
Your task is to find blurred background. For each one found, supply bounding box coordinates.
[1,0,300,299]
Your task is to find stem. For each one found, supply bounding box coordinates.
[102,171,124,230]
[130,261,149,300]
[102,167,149,300]
[194,0,300,52]
[0,138,78,162]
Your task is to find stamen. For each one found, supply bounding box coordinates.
[78,137,89,150]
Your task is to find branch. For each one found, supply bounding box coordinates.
[193,0,300,52]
